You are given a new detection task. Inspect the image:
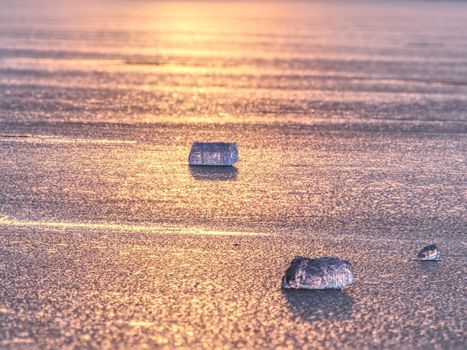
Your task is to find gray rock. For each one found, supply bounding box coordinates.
[282,256,353,290]
[417,244,440,260]
[188,142,239,166]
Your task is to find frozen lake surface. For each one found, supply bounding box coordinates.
[0,0,466,348]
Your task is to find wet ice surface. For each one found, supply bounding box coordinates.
[0,0,466,348]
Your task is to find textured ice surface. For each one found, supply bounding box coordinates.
[0,0,466,348]
[282,256,353,289]
[189,142,238,166]
[417,244,440,260]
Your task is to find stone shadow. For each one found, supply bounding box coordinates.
[189,165,238,181]
[282,289,353,322]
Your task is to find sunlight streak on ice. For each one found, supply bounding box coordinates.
[0,215,267,236]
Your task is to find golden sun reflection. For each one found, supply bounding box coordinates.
[0,215,267,236]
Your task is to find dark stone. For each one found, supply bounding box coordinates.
[417,244,440,260]
[282,256,353,290]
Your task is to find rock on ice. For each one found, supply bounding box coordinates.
[282,256,353,290]
[417,244,440,261]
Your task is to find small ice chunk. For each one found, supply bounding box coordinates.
[282,256,353,290]
[189,142,238,166]
[417,244,440,260]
